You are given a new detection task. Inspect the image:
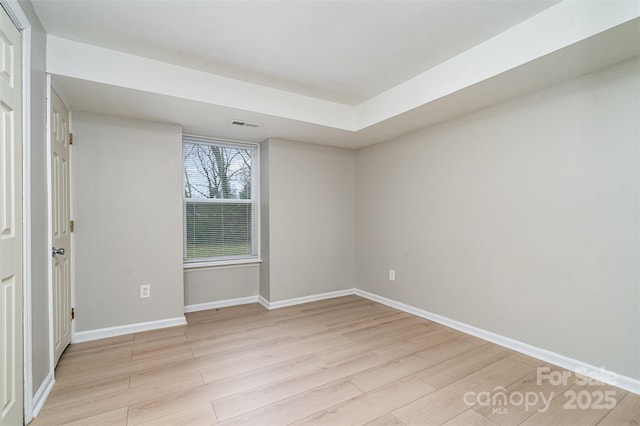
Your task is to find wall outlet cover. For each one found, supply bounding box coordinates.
[140,284,151,298]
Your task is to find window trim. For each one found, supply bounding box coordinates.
[183,258,262,270]
[182,135,260,267]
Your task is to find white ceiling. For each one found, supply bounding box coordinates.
[31,0,640,149]
[32,0,559,105]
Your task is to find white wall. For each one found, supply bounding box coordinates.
[187,137,357,306]
[184,265,259,307]
[259,140,271,301]
[356,58,640,380]
[264,139,356,302]
[72,113,184,331]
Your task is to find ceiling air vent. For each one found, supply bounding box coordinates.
[230,120,261,128]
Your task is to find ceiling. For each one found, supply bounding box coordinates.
[32,0,559,105]
[31,0,640,148]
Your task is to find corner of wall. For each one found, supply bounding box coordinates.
[259,139,270,302]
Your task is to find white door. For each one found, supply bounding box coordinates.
[0,6,23,426]
[50,89,71,366]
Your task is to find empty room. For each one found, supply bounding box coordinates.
[1,0,639,425]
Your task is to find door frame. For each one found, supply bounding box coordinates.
[45,71,56,397]
[0,0,33,423]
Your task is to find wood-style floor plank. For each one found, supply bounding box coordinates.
[520,382,626,426]
[414,343,512,388]
[212,352,386,421]
[30,296,639,426]
[35,373,203,425]
[60,407,129,426]
[54,348,194,384]
[442,409,498,426]
[598,392,640,426]
[472,365,573,425]
[392,357,534,425]
[372,328,462,360]
[44,374,130,408]
[135,403,218,426]
[292,375,435,425]
[364,414,405,426]
[218,379,363,426]
[348,354,437,392]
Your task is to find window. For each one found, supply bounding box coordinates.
[183,136,259,265]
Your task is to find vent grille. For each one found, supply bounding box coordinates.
[230,120,261,128]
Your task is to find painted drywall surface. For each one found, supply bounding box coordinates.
[18,0,51,398]
[184,265,259,306]
[259,140,271,301]
[356,58,640,379]
[46,36,353,130]
[267,139,356,301]
[72,113,184,331]
[44,3,640,137]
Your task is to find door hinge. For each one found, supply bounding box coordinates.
[71,307,75,320]
[69,133,73,145]
[70,220,74,232]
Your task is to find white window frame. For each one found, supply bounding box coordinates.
[183,135,260,268]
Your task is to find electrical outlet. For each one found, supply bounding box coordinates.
[389,269,396,281]
[140,284,151,298]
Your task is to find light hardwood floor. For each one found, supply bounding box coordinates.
[30,296,639,425]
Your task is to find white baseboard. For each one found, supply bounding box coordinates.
[258,295,270,309]
[259,289,355,310]
[184,296,259,313]
[72,316,187,343]
[32,371,54,419]
[67,288,639,395]
[354,289,640,395]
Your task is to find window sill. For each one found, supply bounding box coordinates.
[183,258,262,271]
